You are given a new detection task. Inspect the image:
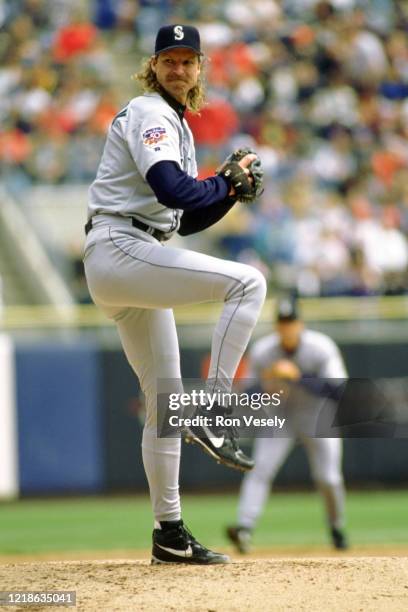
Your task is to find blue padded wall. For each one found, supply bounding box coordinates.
[15,342,102,494]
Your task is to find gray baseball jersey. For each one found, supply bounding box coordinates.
[249,329,347,379]
[88,92,197,234]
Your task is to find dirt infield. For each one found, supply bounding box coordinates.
[1,552,408,611]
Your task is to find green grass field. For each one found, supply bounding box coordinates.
[1,490,407,556]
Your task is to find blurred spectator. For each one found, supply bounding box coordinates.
[186,96,239,162]
[52,10,98,62]
[355,205,408,295]
[340,10,389,86]
[311,127,357,190]
[25,130,67,183]
[93,0,117,30]
[309,225,352,295]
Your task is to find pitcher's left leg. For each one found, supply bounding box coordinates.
[114,306,183,523]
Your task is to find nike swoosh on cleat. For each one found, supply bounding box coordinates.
[201,424,225,449]
[156,544,193,557]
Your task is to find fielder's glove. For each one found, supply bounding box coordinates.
[216,147,264,204]
[260,359,300,396]
[261,360,301,381]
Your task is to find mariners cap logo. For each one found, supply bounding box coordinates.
[174,25,184,41]
[155,24,201,55]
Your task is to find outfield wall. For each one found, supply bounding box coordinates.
[2,339,408,496]
[0,335,18,498]
[15,342,103,495]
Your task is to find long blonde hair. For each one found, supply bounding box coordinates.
[134,56,205,114]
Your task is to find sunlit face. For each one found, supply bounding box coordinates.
[151,48,201,104]
[276,320,304,352]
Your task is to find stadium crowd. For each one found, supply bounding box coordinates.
[1,0,408,297]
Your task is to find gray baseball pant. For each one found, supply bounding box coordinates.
[83,215,267,523]
[237,436,345,530]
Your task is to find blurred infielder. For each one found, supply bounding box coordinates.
[83,24,266,564]
[227,297,349,552]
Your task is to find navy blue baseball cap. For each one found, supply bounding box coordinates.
[276,297,299,322]
[155,24,201,55]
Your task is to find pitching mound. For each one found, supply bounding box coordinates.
[2,557,408,611]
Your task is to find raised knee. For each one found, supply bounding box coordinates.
[226,265,267,307]
[246,266,267,301]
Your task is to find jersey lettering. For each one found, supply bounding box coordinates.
[174,25,184,40]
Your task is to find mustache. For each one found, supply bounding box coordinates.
[167,76,188,82]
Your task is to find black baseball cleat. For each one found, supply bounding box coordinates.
[183,405,254,472]
[226,525,252,554]
[151,520,230,565]
[331,527,349,550]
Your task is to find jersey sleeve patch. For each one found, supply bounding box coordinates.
[142,126,168,147]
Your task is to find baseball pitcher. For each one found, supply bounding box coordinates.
[83,24,265,564]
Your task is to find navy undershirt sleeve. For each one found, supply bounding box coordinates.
[178,195,237,235]
[146,160,229,211]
